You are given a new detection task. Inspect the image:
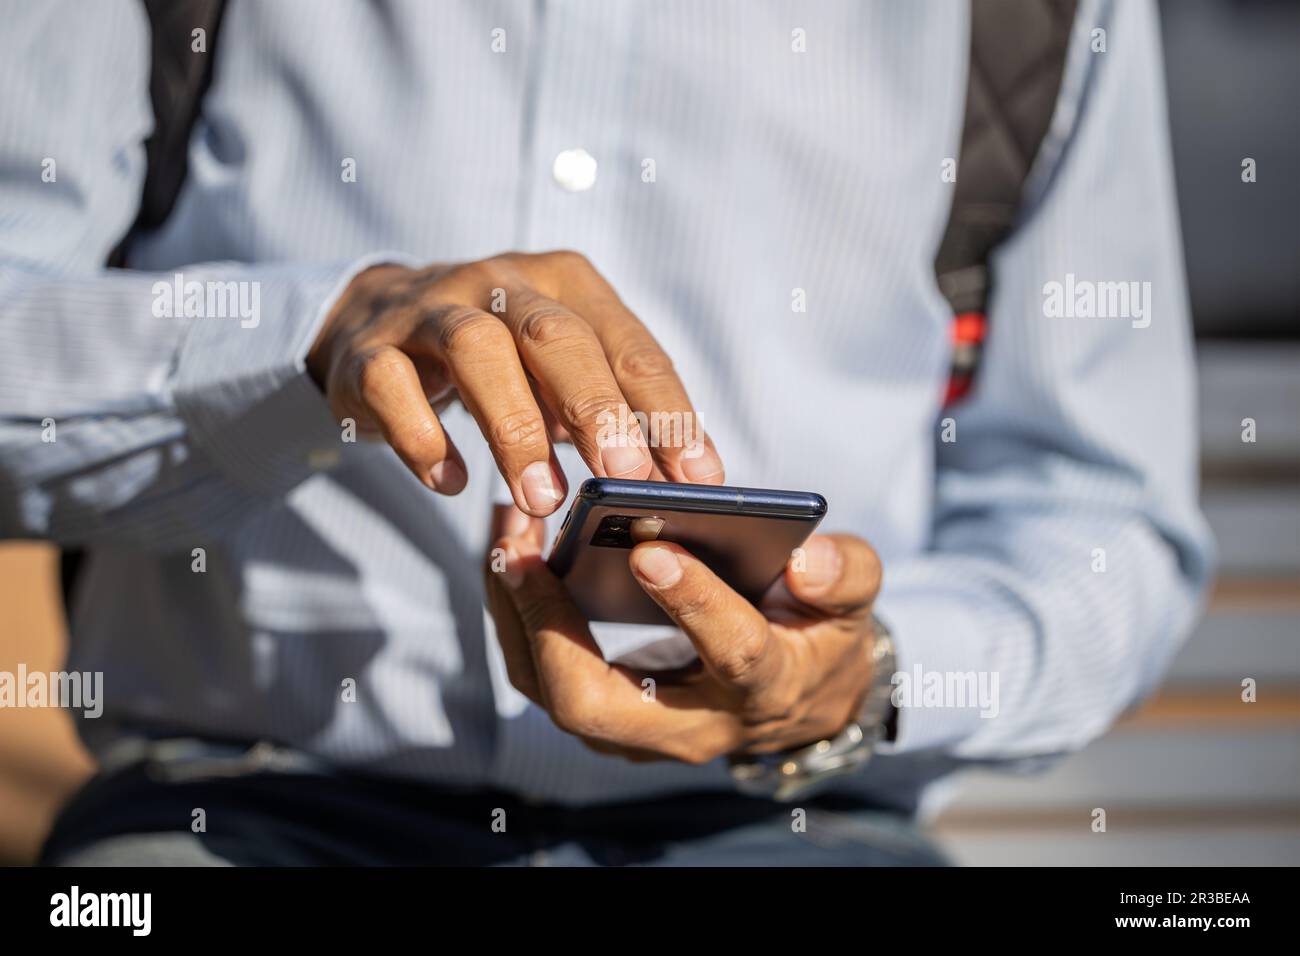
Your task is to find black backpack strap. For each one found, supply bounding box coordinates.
[67,1,227,615]
[936,0,1077,405]
[107,0,227,268]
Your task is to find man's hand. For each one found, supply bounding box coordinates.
[307,252,724,515]
[484,509,882,763]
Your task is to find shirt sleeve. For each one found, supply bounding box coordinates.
[0,0,387,549]
[875,0,1216,760]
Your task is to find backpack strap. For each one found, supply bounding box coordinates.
[107,0,227,268]
[68,0,227,613]
[936,0,1077,406]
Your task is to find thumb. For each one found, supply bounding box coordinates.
[785,534,881,618]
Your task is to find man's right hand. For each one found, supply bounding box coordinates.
[306,251,724,515]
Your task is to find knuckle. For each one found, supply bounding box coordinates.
[488,408,548,456]
[713,631,768,684]
[517,304,581,348]
[355,350,405,399]
[436,310,509,356]
[543,249,592,274]
[389,415,443,457]
[559,384,623,432]
[611,340,675,383]
[446,260,502,291]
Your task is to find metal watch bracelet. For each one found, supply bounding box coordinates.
[728,614,896,802]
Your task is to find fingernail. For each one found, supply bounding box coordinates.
[600,442,650,479]
[680,443,723,483]
[521,461,564,513]
[800,537,842,591]
[501,544,524,589]
[632,546,682,588]
[429,458,466,493]
[502,505,531,538]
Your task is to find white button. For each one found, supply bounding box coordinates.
[552,148,597,191]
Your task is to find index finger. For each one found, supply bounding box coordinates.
[539,253,725,484]
[497,285,653,481]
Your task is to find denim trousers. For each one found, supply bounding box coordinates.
[42,739,947,867]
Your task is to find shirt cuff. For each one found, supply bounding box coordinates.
[173,253,415,498]
[871,585,1004,755]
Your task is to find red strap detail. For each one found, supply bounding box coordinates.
[944,374,973,406]
[951,310,987,345]
[943,311,986,407]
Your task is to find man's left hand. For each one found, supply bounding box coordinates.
[484,509,883,763]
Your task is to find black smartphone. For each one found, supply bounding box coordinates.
[547,478,827,625]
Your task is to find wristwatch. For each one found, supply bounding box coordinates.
[728,614,896,802]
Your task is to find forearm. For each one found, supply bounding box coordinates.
[878,502,1209,760]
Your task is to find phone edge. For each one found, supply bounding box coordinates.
[577,477,827,519]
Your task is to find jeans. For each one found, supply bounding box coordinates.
[42,739,947,867]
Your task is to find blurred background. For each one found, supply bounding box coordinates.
[1,0,1296,865]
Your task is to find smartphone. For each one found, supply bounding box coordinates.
[547,478,827,625]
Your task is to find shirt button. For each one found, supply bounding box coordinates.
[552,148,598,191]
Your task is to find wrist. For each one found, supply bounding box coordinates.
[729,614,896,801]
[306,262,416,391]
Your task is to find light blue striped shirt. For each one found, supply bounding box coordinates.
[0,0,1212,808]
